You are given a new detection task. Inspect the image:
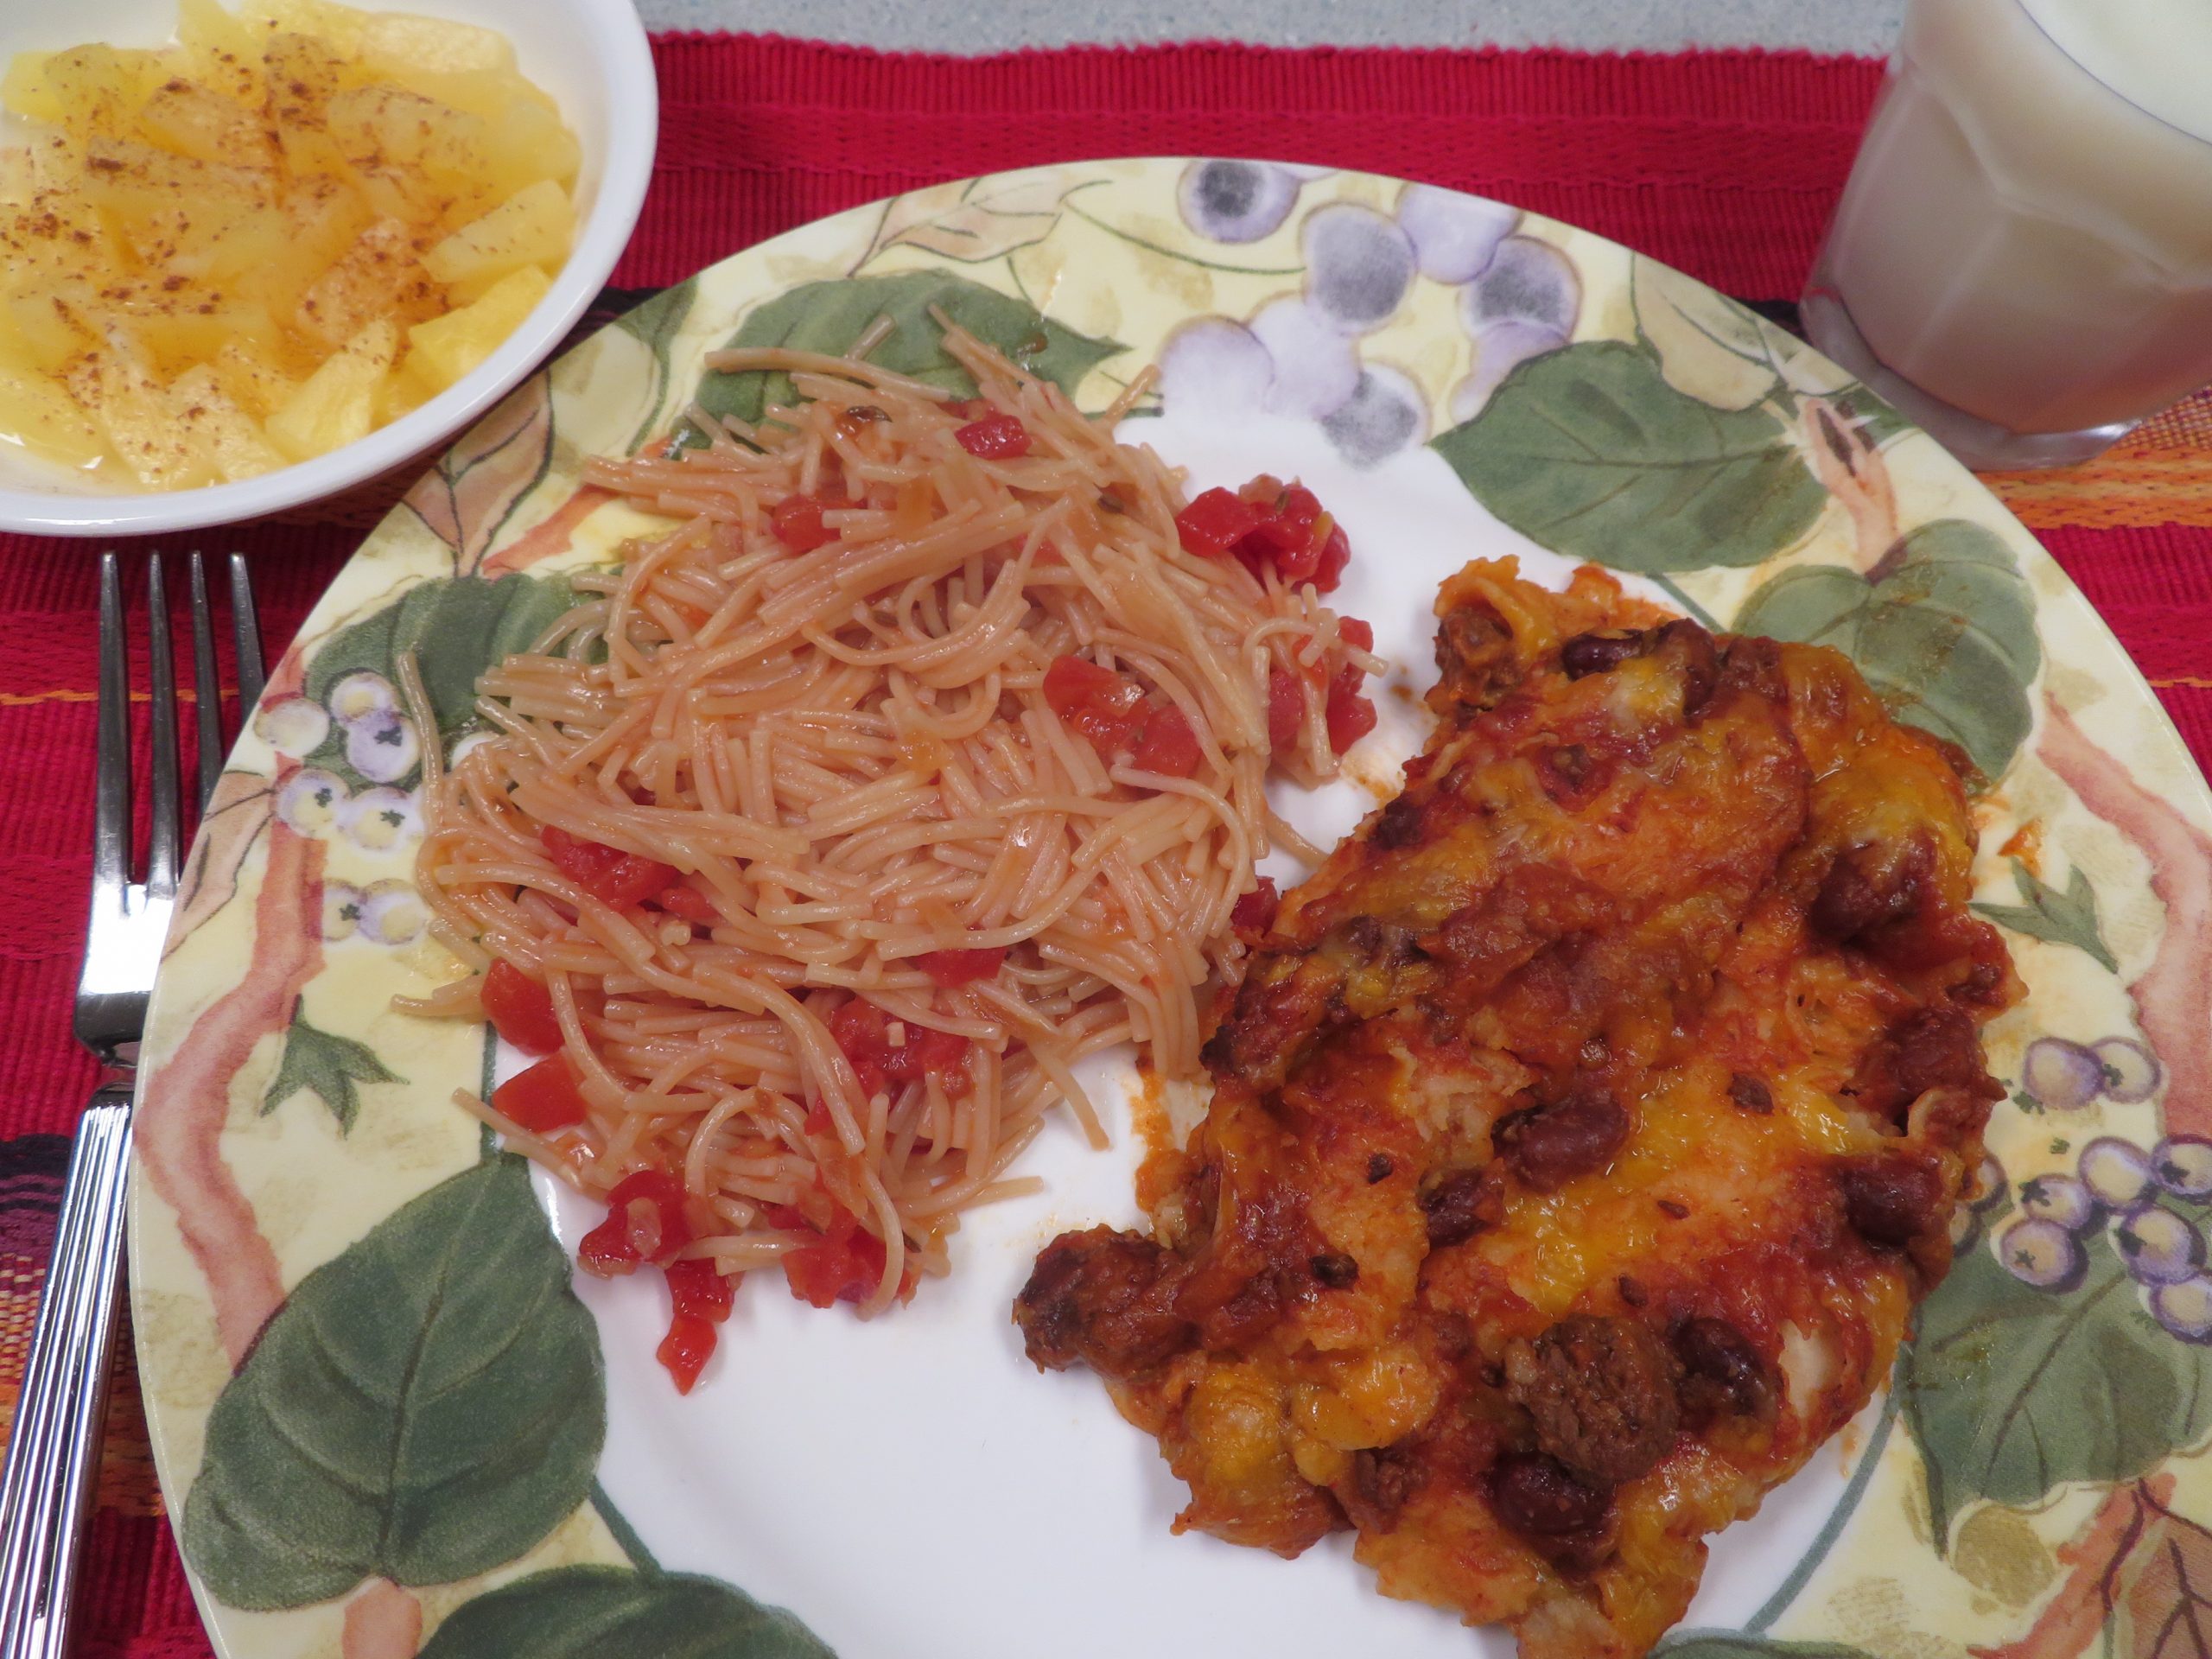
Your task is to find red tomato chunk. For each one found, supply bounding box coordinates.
[917,944,1007,987]
[1130,703,1203,778]
[654,884,721,925]
[954,412,1031,459]
[481,959,562,1056]
[1043,654,1147,751]
[828,997,971,1100]
[492,1052,588,1134]
[657,1314,717,1394]
[1232,876,1281,935]
[770,493,842,553]
[580,1170,694,1277]
[1268,666,1305,755]
[769,1203,890,1309]
[1175,486,1268,556]
[667,1255,735,1323]
[540,825,680,911]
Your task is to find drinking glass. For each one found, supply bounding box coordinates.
[1800,0,2212,471]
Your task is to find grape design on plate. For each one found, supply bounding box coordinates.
[1165,163,1580,466]
[1993,1116,2212,1343]
[255,668,430,946]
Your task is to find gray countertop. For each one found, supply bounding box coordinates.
[632,0,1903,55]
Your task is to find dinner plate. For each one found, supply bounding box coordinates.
[129,158,2212,1659]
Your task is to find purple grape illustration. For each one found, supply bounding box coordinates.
[321,880,362,944]
[254,694,330,760]
[2020,1037,2105,1110]
[344,786,423,854]
[346,711,421,785]
[1449,320,1567,422]
[1320,365,1428,467]
[359,879,429,947]
[1464,235,1580,337]
[1999,1217,2087,1291]
[2114,1205,2205,1286]
[1177,160,1301,245]
[1948,1203,1980,1254]
[276,767,349,836]
[1248,297,1360,420]
[1395,184,1516,284]
[1155,318,1274,416]
[1301,203,1416,336]
[2018,1173,2098,1232]
[2151,1276,2212,1344]
[327,670,399,727]
[1971,1152,2008,1210]
[2094,1037,2162,1103]
[2153,1136,2212,1201]
[2080,1136,2155,1210]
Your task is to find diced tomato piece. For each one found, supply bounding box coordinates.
[481,959,563,1056]
[782,1208,889,1309]
[1311,519,1351,593]
[1338,617,1374,655]
[954,412,1031,459]
[770,493,840,552]
[1175,486,1268,556]
[1268,666,1305,755]
[579,1169,694,1277]
[1241,484,1325,578]
[1232,875,1281,935]
[657,1313,717,1394]
[493,1052,589,1134]
[803,1096,835,1136]
[829,997,971,1099]
[1326,672,1378,754]
[666,1255,735,1324]
[540,825,680,911]
[1042,654,1146,752]
[654,884,721,925]
[1130,704,1203,778]
[917,944,1007,986]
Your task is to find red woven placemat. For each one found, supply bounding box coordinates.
[2,33,2209,1659]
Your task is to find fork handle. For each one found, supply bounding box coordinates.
[0,1086,134,1659]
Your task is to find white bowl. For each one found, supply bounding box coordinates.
[0,0,657,538]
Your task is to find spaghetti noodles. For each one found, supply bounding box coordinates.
[413,320,1378,1386]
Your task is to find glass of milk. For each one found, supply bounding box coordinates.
[1800,0,2212,471]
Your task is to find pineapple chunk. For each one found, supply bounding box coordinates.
[424,181,573,298]
[169,364,285,482]
[138,78,276,168]
[212,339,297,419]
[405,264,549,391]
[0,342,108,473]
[266,315,396,461]
[376,357,436,423]
[361,13,514,75]
[294,217,442,349]
[67,335,211,489]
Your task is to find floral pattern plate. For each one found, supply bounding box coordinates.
[130,158,2212,1659]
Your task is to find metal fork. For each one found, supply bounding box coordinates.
[0,552,263,1659]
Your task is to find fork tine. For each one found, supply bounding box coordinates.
[188,555,223,815]
[229,554,264,711]
[90,556,130,906]
[144,557,181,902]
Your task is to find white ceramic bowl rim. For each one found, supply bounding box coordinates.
[0,1,658,539]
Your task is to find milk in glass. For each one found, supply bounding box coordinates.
[1802,0,2212,469]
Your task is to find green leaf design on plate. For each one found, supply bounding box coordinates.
[1901,1230,2212,1548]
[1826,382,1913,451]
[1428,340,1825,574]
[1656,1637,1878,1659]
[689,270,1124,436]
[1973,859,2119,973]
[415,1565,832,1659]
[260,997,399,1132]
[1630,257,1782,413]
[613,275,701,453]
[181,1155,604,1610]
[1732,518,2041,779]
[302,573,580,791]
